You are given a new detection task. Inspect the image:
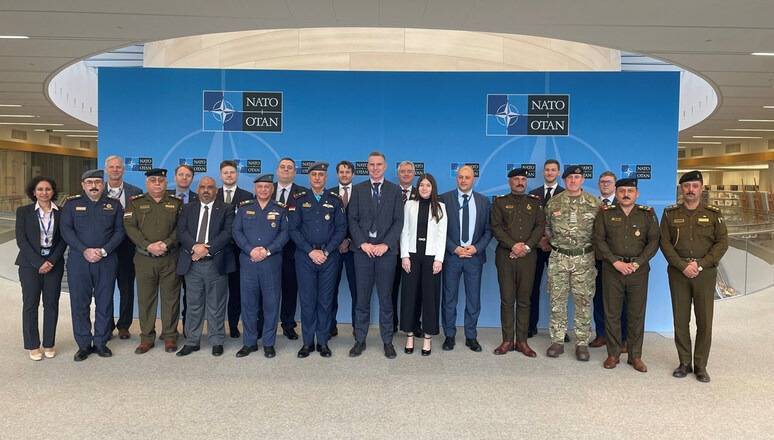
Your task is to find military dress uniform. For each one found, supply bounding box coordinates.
[288,168,347,357]
[232,175,289,357]
[545,167,601,355]
[592,179,660,366]
[123,171,183,351]
[60,170,125,358]
[660,171,728,380]
[490,169,545,355]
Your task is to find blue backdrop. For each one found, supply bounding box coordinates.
[99,67,679,332]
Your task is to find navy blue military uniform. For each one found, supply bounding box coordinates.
[232,198,289,349]
[289,188,347,350]
[60,192,125,352]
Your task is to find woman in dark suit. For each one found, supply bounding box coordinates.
[15,176,66,360]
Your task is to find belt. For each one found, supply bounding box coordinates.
[550,245,593,256]
[616,256,635,263]
[194,256,213,262]
[137,249,173,258]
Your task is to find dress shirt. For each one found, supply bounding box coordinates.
[35,201,58,247]
[457,189,477,247]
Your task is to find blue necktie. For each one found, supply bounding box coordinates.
[372,182,381,204]
[461,194,470,243]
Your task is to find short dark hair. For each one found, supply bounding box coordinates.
[544,159,560,168]
[599,171,616,180]
[25,176,58,202]
[368,151,386,160]
[220,160,238,171]
[278,157,296,165]
[175,164,195,176]
[336,160,354,173]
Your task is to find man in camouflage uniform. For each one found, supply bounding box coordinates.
[545,165,600,361]
[660,170,728,383]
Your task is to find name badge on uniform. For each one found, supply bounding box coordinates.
[302,202,312,208]
[75,206,86,212]
[124,212,133,218]
[140,204,151,210]
[267,213,277,220]
[103,203,113,211]
[164,203,176,209]
[246,210,256,216]
[698,217,710,224]
[611,217,622,222]
[505,204,514,209]
[673,218,685,224]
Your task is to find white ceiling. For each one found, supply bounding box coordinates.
[2,1,774,139]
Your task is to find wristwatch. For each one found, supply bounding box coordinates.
[524,245,531,253]
[100,248,107,257]
[698,265,703,272]
[323,250,330,257]
[266,250,272,257]
[631,262,640,271]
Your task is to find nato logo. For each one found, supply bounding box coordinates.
[506,163,536,178]
[487,94,569,136]
[203,90,282,132]
[450,162,480,177]
[179,158,207,173]
[125,157,152,172]
[234,159,262,174]
[622,164,652,179]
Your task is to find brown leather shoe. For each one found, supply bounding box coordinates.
[603,355,620,369]
[546,343,564,357]
[164,339,177,353]
[514,341,537,358]
[118,329,130,340]
[628,357,648,373]
[589,336,606,348]
[134,342,154,354]
[575,345,590,361]
[493,341,514,355]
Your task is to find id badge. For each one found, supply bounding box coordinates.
[41,248,51,257]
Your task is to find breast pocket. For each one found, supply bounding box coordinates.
[696,221,715,238]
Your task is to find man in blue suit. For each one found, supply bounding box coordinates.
[175,177,235,357]
[347,151,404,359]
[439,165,492,352]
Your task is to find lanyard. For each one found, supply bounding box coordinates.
[109,185,123,200]
[37,208,53,246]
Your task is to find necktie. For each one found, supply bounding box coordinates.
[279,188,287,204]
[372,182,381,204]
[603,198,611,206]
[342,186,349,207]
[178,193,187,204]
[225,189,233,204]
[197,205,209,243]
[545,187,553,204]
[461,194,470,243]
[402,188,409,204]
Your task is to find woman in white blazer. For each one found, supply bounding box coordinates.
[400,174,447,356]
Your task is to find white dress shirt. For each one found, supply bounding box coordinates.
[196,201,214,246]
[276,182,292,203]
[457,189,477,247]
[222,184,236,204]
[35,201,58,247]
[543,183,558,199]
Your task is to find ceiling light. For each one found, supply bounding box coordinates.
[723,128,774,132]
[765,106,774,109]
[0,35,29,39]
[0,104,22,107]
[738,119,774,122]
[678,141,722,144]
[692,135,762,139]
[0,122,63,126]
[51,129,97,133]
[66,135,98,138]
[0,114,36,118]
[751,52,774,56]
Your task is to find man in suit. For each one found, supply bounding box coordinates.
[104,155,143,340]
[590,171,628,349]
[216,160,253,338]
[439,165,492,352]
[347,151,404,359]
[175,177,235,357]
[392,160,419,333]
[273,157,307,340]
[527,159,564,338]
[329,160,357,337]
[167,164,198,205]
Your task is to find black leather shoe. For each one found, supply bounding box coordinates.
[263,346,276,358]
[318,345,332,357]
[384,343,397,359]
[176,345,199,357]
[694,367,711,383]
[73,348,90,362]
[94,346,112,358]
[564,333,570,343]
[297,345,313,358]
[282,326,299,340]
[442,336,455,351]
[235,345,258,358]
[329,327,338,338]
[211,345,223,356]
[465,338,482,352]
[229,328,240,338]
[672,363,692,378]
[527,328,537,338]
[349,341,366,357]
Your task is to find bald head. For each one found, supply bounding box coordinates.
[456,165,475,192]
[197,176,217,203]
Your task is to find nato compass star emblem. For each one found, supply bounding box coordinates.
[211,99,236,124]
[495,103,520,127]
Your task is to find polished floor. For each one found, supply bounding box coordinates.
[2,275,773,439]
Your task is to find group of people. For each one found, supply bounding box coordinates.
[15,151,728,382]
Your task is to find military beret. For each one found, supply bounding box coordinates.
[253,173,274,183]
[615,178,638,188]
[81,169,104,181]
[562,165,584,179]
[145,168,167,178]
[508,167,528,178]
[679,170,703,184]
[308,162,329,173]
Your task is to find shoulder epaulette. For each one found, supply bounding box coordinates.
[528,194,540,200]
[66,194,81,201]
[637,204,652,211]
[293,190,307,199]
[130,194,144,201]
[239,199,255,207]
[665,204,680,211]
[276,201,287,208]
[602,204,615,210]
[168,193,180,200]
[705,205,720,212]
[329,190,341,199]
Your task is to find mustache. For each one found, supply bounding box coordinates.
[623,196,631,200]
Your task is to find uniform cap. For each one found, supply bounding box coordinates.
[308,162,329,173]
[678,170,703,184]
[145,168,167,178]
[615,178,638,188]
[562,165,584,179]
[253,173,274,183]
[81,169,104,181]
[508,167,528,178]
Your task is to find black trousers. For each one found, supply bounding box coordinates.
[227,248,241,332]
[279,244,298,329]
[529,248,550,332]
[400,253,440,336]
[393,255,422,333]
[112,239,136,330]
[353,251,396,344]
[19,264,64,350]
[331,249,357,331]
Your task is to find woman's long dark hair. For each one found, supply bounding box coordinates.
[416,173,444,223]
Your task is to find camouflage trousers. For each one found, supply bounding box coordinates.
[547,251,597,345]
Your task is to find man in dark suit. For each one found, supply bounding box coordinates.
[273,157,307,340]
[347,151,404,359]
[439,165,492,352]
[527,159,564,338]
[329,160,357,337]
[392,160,419,333]
[167,164,199,205]
[176,176,235,357]
[216,160,253,338]
[104,155,143,339]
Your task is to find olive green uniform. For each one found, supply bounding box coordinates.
[593,203,660,358]
[123,193,183,344]
[490,192,545,342]
[659,203,728,369]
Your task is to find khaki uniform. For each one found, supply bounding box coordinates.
[545,191,600,345]
[123,193,182,344]
[593,203,660,358]
[490,192,545,342]
[660,203,728,369]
